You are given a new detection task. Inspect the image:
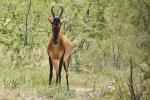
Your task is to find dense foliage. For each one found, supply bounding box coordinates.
[0,0,149,99]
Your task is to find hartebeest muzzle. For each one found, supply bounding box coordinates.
[51,4,63,45]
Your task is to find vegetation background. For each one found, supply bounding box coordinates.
[0,0,150,99]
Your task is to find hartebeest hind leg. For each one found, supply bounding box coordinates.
[64,63,69,89]
[64,55,71,89]
[49,57,53,85]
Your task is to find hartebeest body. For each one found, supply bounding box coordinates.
[47,4,73,89]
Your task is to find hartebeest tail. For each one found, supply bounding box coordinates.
[47,3,73,89]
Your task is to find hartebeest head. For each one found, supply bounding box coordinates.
[48,3,65,45]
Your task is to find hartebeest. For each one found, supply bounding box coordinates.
[47,4,73,89]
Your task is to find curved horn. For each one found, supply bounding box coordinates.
[51,3,55,18]
[59,4,64,18]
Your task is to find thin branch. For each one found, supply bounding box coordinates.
[116,46,122,68]
[128,58,136,100]
[84,0,92,23]
[113,43,116,67]
[97,0,110,21]
[25,0,32,46]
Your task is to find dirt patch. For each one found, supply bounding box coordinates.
[72,87,102,100]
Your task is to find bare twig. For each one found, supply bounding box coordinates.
[25,0,32,46]
[128,58,136,100]
[97,0,110,21]
[84,0,92,23]
[115,46,122,68]
[99,45,107,66]
[112,44,122,68]
[113,43,116,67]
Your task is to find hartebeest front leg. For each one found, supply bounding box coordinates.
[56,56,64,84]
[49,57,53,85]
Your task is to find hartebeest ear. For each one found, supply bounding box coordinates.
[60,17,66,24]
[47,17,53,24]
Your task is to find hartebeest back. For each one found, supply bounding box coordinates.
[47,4,73,89]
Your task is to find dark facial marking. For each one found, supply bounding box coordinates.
[53,32,58,45]
[52,16,60,28]
[52,16,61,45]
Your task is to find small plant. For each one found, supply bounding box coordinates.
[4,75,25,88]
[39,84,75,99]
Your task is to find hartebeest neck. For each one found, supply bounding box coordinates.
[52,28,61,45]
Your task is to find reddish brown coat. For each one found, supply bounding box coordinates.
[47,33,73,74]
